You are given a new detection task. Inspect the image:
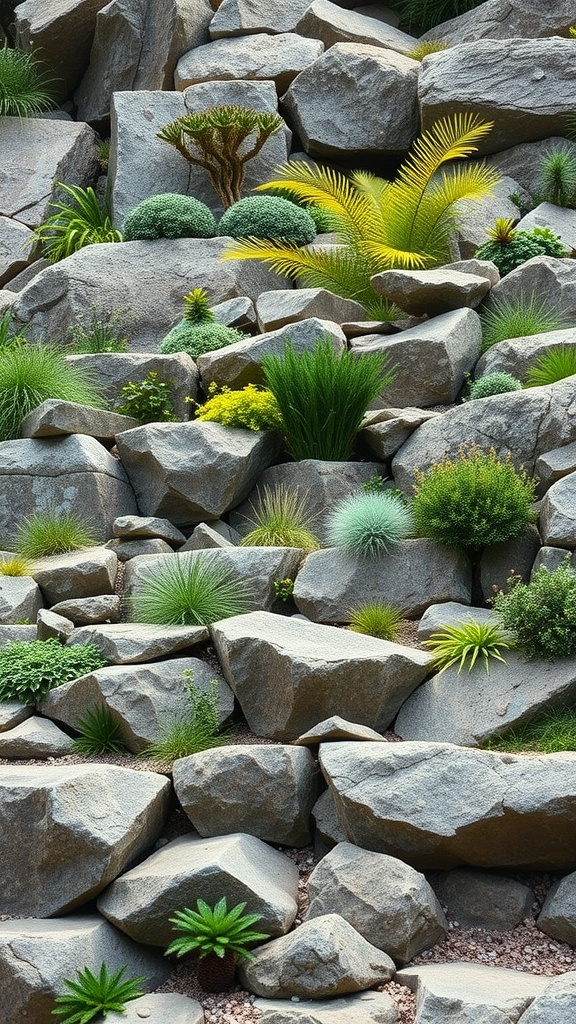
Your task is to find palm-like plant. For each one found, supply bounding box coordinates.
[52,962,145,1024]
[223,114,500,318]
[166,898,268,992]
[34,183,123,263]
[424,619,510,675]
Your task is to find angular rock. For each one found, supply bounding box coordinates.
[210,0,313,37]
[104,538,174,561]
[255,289,366,333]
[435,869,533,931]
[453,176,525,259]
[254,992,399,1024]
[0,717,75,759]
[107,993,204,1024]
[294,716,386,746]
[537,873,576,945]
[306,842,447,964]
[520,972,576,1024]
[175,33,324,95]
[197,317,346,391]
[361,407,441,462]
[66,622,208,663]
[64,351,197,418]
[0,435,137,548]
[313,789,347,850]
[32,547,118,605]
[517,203,575,255]
[50,595,122,624]
[0,764,170,915]
[351,309,482,408]
[36,607,75,642]
[295,0,415,54]
[396,963,547,1022]
[213,294,257,331]
[173,744,319,846]
[97,832,299,945]
[319,741,576,869]
[535,443,576,495]
[419,39,576,155]
[421,0,576,44]
[477,524,541,603]
[531,546,574,576]
[484,256,576,321]
[115,420,281,525]
[370,269,491,317]
[293,541,472,622]
[417,602,495,641]
[485,138,576,197]
[40,657,233,754]
[445,257,500,287]
[0,575,44,625]
[239,914,395,998]
[282,43,419,160]
[475,329,576,383]
[183,522,237,549]
[0,702,32,734]
[0,215,34,287]
[20,399,140,441]
[539,473,576,548]
[113,515,186,545]
[210,610,431,741]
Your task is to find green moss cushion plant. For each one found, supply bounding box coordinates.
[159,321,245,358]
[0,41,54,117]
[492,560,576,661]
[466,372,522,401]
[218,196,317,245]
[123,193,217,240]
[0,638,106,704]
[326,491,415,557]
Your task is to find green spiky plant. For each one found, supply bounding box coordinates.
[222,113,500,318]
[0,41,54,117]
[389,0,483,32]
[480,294,570,353]
[52,962,145,1024]
[130,553,253,626]
[166,898,268,992]
[71,705,128,756]
[347,602,403,641]
[157,105,284,208]
[405,40,450,60]
[475,217,566,277]
[326,491,415,557]
[423,619,510,675]
[240,484,321,550]
[524,345,576,387]
[538,145,576,207]
[15,509,99,559]
[34,183,123,263]
[0,555,33,576]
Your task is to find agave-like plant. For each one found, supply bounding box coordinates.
[223,113,500,318]
[34,183,123,263]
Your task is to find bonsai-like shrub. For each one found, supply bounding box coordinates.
[475,218,566,276]
[466,372,522,401]
[0,638,106,704]
[130,553,253,626]
[0,41,54,117]
[539,145,576,208]
[15,509,99,558]
[157,105,284,208]
[53,963,145,1024]
[326,491,415,557]
[115,370,179,423]
[524,345,576,388]
[493,560,576,661]
[480,294,569,352]
[262,338,393,461]
[123,193,217,240]
[218,195,316,245]
[239,484,320,549]
[0,343,106,441]
[159,287,245,358]
[195,384,283,432]
[34,183,122,263]
[423,619,510,675]
[412,445,537,550]
[347,602,403,641]
[166,898,268,992]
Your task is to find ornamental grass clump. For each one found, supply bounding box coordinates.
[326,491,415,558]
[538,145,576,207]
[347,602,403,641]
[72,705,128,756]
[423,619,510,675]
[492,560,576,661]
[123,193,217,240]
[0,638,106,704]
[52,963,145,1024]
[194,383,283,432]
[240,484,321,550]
[262,338,392,461]
[0,42,54,117]
[524,346,576,388]
[412,445,537,551]
[141,673,229,764]
[130,553,253,626]
[480,294,570,353]
[15,509,99,559]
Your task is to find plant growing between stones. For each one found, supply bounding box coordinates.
[123,193,217,240]
[218,195,317,245]
[262,338,392,461]
[272,577,294,603]
[166,897,268,992]
[524,346,576,388]
[194,383,283,432]
[0,555,32,576]
[466,372,523,401]
[130,553,253,626]
[480,294,570,352]
[15,509,100,559]
[140,673,229,764]
[388,0,483,32]
[492,560,576,661]
[0,41,54,117]
[0,310,27,350]
[405,40,450,60]
[52,962,145,1024]
[347,602,403,641]
[484,707,576,754]
[115,371,178,423]
[475,218,566,276]
[157,105,284,208]
[159,288,246,358]
[34,183,123,263]
[62,307,130,354]
[223,113,500,318]
[71,705,128,756]
[240,484,321,550]
[0,638,106,704]
[423,619,510,675]
[326,491,415,558]
[412,445,537,550]
[538,145,576,207]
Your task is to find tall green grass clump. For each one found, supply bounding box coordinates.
[347,602,403,641]
[15,509,99,558]
[0,344,106,441]
[141,673,230,764]
[130,553,253,626]
[240,485,321,550]
[484,708,576,754]
[480,294,570,352]
[493,560,576,661]
[326,491,414,557]
[0,42,54,117]
[262,338,393,461]
[524,346,576,388]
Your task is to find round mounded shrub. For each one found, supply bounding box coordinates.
[218,196,317,245]
[159,321,245,358]
[326,491,415,558]
[466,372,523,401]
[123,193,217,240]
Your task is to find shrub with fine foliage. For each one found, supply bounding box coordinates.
[493,560,576,661]
[466,372,522,401]
[130,553,253,626]
[0,638,106,704]
[218,196,317,245]
[195,384,282,432]
[123,193,217,240]
[326,491,415,557]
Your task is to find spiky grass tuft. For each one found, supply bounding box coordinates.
[347,602,403,641]
[240,485,321,550]
[524,345,576,388]
[15,510,99,559]
[141,675,229,764]
[72,705,128,755]
[480,294,570,353]
[484,707,576,754]
[539,146,576,207]
[0,556,33,576]
[326,491,415,558]
[34,183,123,263]
[130,553,253,626]
[424,619,510,675]
[0,42,54,117]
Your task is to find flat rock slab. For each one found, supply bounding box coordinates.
[210,0,313,37]
[50,595,121,624]
[435,869,533,932]
[255,289,366,333]
[422,0,576,44]
[175,32,324,95]
[66,622,208,663]
[0,702,32,734]
[396,963,547,1022]
[253,991,399,1024]
[32,547,118,605]
[294,716,386,746]
[210,610,431,741]
[370,269,491,316]
[20,399,140,440]
[106,993,204,1024]
[519,970,576,1023]
[0,717,75,759]
[319,741,576,869]
[97,832,299,946]
[113,515,186,545]
[295,0,414,53]
[0,764,170,916]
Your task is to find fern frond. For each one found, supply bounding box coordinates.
[254,161,369,243]
[409,163,502,258]
[357,239,431,271]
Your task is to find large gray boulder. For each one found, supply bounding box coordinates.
[282,43,419,159]
[66,622,208,663]
[97,832,299,945]
[175,33,324,95]
[253,992,399,1024]
[210,610,431,740]
[0,575,44,625]
[115,420,281,525]
[210,0,313,37]
[0,436,136,549]
[421,0,576,44]
[0,764,170,915]
[419,39,576,155]
[239,914,395,998]
[475,330,576,382]
[32,547,118,605]
[519,971,576,1023]
[306,842,447,964]
[0,916,170,1024]
[539,473,576,548]
[396,963,547,1023]
[295,0,415,53]
[173,743,319,845]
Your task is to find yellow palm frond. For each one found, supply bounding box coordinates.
[408,163,501,257]
[350,171,391,227]
[358,240,432,271]
[254,160,369,242]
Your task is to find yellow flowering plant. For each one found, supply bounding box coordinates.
[193,384,283,432]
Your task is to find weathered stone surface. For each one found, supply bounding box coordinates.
[0,119,99,228]
[0,764,170,915]
[293,542,472,622]
[477,524,542,603]
[392,378,576,491]
[197,317,346,391]
[0,575,43,625]
[0,625,37,645]
[319,741,576,869]
[36,607,74,642]
[475,329,576,383]
[445,258,500,287]
[295,0,415,54]
[41,657,233,754]
[175,33,324,95]
[539,473,576,548]
[417,602,494,641]
[435,869,533,931]
[0,717,75,759]
[113,515,186,545]
[97,832,299,945]
[351,309,482,408]
[421,0,576,44]
[282,43,419,159]
[485,138,576,197]
[210,610,431,741]
[20,399,140,441]
[32,547,118,605]
[419,39,576,155]
[173,744,319,846]
[116,421,281,525]
[66,622,208,663]
[531,546,575,576]
[370,269,491,317]
[517,203,575,255]
[105,537,175,561]
[183,522,237,549]
[396,963,547,1023]
[0,916,170,1024]
[65,351,198,416]
[0,702,32,734]
[213,294,257,331]
[210,0,312,37]
[0,435,136,549]
[361,407,441,462]
[306,843,447,964]
[484,256,576,321]
[294,716,386,746]
[313,789,347,850]
[537,874,576,945]
[535,442,576,495]
[254,992,399,1024]
[239,914,395,998]
[519,971,576,1023]
[0,215,34,287]
[50,595,121,624]
[107,993,204,1024]
[255,289,366,333]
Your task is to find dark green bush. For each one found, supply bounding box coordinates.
[0,638,107,704]
[218,196,317,245]
[388,0,483,33]
[123,193,217,240]
[115,370,178,423]
[475,225,565,276]
[493,560,576,661]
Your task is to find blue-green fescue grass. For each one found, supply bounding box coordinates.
[52,963,145,1024]
[72,705,128,755]
[524,345,576,388]
[480,295,570,353]
[130,554,253,626]
[15,510,99,559]
[326,491,415,558]
[483,707,576,754]
[347,602,403,641]
[0,42,54,117]
[240,485,321,550]
[0,343,106,441]
[423,619,511,675]
[262,338,393,461]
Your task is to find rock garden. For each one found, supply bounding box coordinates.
[2,0,576,1022]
